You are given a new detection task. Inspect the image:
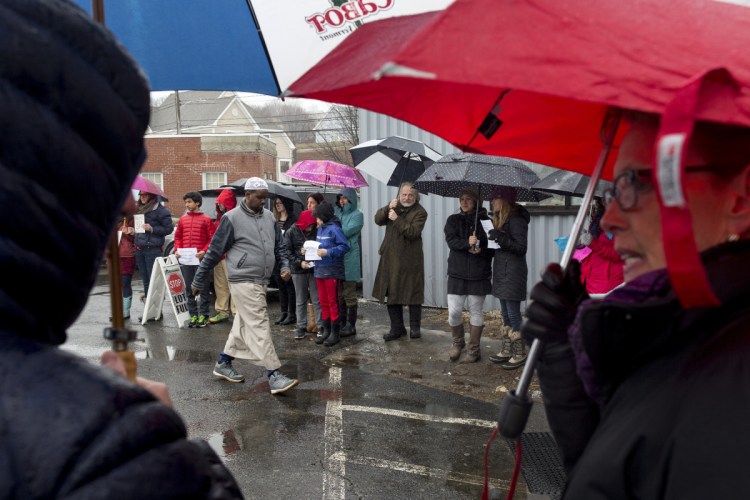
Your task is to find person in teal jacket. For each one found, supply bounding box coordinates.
[335,188,364,336]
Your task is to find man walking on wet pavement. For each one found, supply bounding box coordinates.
[372,182,428,341]
[192,177,298,395]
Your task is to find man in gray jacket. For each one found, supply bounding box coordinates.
[192,177,297,394]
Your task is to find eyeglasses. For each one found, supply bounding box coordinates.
[603,165,717,211]
[603,169,653,211]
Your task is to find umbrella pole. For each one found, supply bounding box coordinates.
[499,109,622,439]
[91,3,137,381]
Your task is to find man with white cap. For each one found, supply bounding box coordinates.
[192,177,298,394]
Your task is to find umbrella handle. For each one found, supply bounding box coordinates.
[500,109,622,438]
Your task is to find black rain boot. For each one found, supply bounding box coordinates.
[383,305,406,341]
[274,311,288,325]
[340,305,358,337]
[315,319,331,345]
[324,317,341,346]
[409,304,422,339]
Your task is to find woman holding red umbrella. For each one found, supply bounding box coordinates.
[523,113,750,497]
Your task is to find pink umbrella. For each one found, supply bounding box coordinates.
[286,160,369,189]
[131,174,168,200]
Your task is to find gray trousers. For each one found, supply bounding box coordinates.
[292,273,322,330]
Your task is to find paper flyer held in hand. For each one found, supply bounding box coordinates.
[481,220,500,249]
[177,248,199,265]
[134,214,145,233]
[303,240,321,261]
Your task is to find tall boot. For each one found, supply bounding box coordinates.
[324,317,341,346]
[408,304,422,339]
[340,304,358,337]
[306,303,318,333]
[459,325,483,363]
[123,296,132,319]
[448,324,465,362]
[315,319,331,345]
[383,305,406,341]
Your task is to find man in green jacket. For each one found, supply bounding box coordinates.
[335,188,364,336]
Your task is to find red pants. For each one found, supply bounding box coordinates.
[316,278,341,322]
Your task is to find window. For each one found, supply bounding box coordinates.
[141,172,163,190]
[203,172,227,190]
[279,159,291,173]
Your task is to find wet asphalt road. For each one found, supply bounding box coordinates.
[65,276,554,499]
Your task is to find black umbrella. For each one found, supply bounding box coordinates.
[350,136,442,187]
[531,169,612,197]
[220,178,302,204]
[414,153,550,203]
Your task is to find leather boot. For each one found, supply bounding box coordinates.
[383,305,406,341]
[460,325,484,363]
[340,304,358,337]
[324,317,341,346]
[315,319,331,344]
[408,304,422,339]
[280,313,296,325]
[306,303,317,333]
[274,311,288,325]
[449,324,465,362]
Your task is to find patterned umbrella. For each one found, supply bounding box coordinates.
[286,160,369,189]
[414,153,550,202]
[531,170,612,198]
[350,136,442,186]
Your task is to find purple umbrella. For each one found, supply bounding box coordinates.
[286,160,369,190]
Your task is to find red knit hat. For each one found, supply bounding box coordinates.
[295,210,317,230]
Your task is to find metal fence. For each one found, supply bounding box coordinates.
[358,110,578,310]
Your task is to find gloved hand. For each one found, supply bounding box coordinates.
[488,229,505,241]
[521,260,588,346]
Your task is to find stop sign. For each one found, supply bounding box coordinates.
[166,273,184,295]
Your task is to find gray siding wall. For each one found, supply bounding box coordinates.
[358,110,577,310]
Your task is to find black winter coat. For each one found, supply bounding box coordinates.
[490,205,530,301]
[0,334,242,499]
[538,242,750,499]
[0,4,242,496]
[133,204,174,250]
[444,207,493,295]
[285,224,317,274]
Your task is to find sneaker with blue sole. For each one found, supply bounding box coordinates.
[268,371,299,394]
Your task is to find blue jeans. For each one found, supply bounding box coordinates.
[180,264,209,317]
[135,247,163,297]
[499,299,522,332]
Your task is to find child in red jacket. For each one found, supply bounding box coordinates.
[175,191,214,327]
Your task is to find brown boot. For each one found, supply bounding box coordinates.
[459,324,484,363]
[307,303,317,333]
[449,324,465,361]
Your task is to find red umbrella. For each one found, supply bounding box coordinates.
[132,174,168,200]
[288,0,750,308]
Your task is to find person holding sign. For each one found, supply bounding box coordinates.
[487,187,531,370]
[444,188,494,363]
[174,191,214,328]
[285,210,323,340]
[191,178,298,395]
[311,202,349,347]
[134,190,173,305]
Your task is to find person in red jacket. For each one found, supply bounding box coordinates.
[579,199,624,294]
[174,191,215,327]
[208,188,238,324]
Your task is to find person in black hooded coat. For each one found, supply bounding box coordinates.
[0,1,241,497]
